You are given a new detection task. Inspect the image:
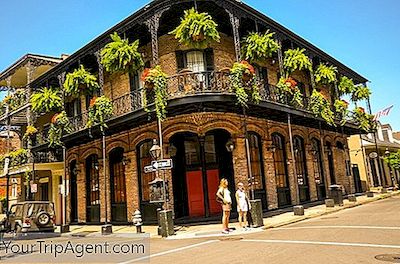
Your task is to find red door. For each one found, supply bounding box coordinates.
[186,171,205,217]
[207,169,221,215]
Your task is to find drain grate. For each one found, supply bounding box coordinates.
[375,254,400,263]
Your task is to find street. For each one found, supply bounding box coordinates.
[1,195,400,264]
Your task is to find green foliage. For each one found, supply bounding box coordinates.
[86,96,113,131]
[351,85,371,102]
[241,31,280,63]
[352,107,376,132]
[4,90,27,111]
[48,111,72,147]
[229,61,261,108]
[63,65,99,98]
[101,32,144,74]
[23,125,38,140]
[30,87,63,113]
[314,63,337,85]
[308,90,335,126]
[283,48,312,75]
[384,150,400,170]
[334,99,349,125]
[0,149,29,170]
[142,66,169,120]
[170,8,220,48]
[275,77,303,107]
[338,76,355,95]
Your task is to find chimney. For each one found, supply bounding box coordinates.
[61,54,70,60]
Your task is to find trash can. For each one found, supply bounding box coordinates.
[329,185,344,206]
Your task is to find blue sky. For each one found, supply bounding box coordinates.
[0,0,399,129]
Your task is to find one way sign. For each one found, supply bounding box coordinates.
[151,159,173,170]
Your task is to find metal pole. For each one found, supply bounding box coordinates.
[288,113,300,205]
[157,117,168,210]
[5,86,11,217]
[103,133,108,224]
[242,107,254,200]
[318,121,329,197]
[63,147,67,227]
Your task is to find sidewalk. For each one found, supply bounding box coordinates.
[63,190,399,239]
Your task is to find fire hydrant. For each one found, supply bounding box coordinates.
[132,209,143,233]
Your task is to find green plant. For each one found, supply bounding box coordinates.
[384,150,400,170]
[351,85,371,102]
[86,96,113,131]
[241,31,280,63]
[30,87,63,113]
[63,65,100,98]
[4,90,27,111]
[142,66,169,120]
[170,8,220,48]
[2,149,29,168]
[23,125,38,139]
[48,111,72,147]
[275,77,303,107]
[283,48,312,76]
[229,61,261,108]
[308,90,335,126]
[338,76,355,95]
[334,99,349,125]
[101,32,144,74]
[314,63,337,85]
[352,107,376,132]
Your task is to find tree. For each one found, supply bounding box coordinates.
[384,150,400,170]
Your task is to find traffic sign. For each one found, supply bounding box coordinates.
[144,165,155,173]
[151,159,173,170]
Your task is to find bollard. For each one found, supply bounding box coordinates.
[249,200,264,227]
[367,191,374,198]
[132,209,143,234]
[329,185,344,206]
[325,199,335,208]
[293,205,304,216]
[159,210,174,237]
[348,194,357,202]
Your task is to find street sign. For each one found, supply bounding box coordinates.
[144,165,155,173]
[151,159,173,170]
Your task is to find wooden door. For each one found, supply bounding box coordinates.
[186,171,205,217]
[207,169,221,215]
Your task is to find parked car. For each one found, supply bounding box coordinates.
[6,201,56,233]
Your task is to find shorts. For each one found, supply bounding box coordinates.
[222,203,231,211]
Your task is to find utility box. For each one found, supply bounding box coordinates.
[249,200,263,227]
[329,185,344,206]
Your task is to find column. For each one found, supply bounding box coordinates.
[76,162,86,223]
[277,38,285,77]
[95,51,105,96]
[124,150,138,222]
[305,143,318,201]
[232,136,249,187]
[145,12,164,66]
[262,139,278,210]
[227,10,241,61]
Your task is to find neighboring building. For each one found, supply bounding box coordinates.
[2,0,369,225]
[348,123,400,191]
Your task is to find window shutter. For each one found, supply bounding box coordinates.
[176,51,185,72]
[204,48,214,72]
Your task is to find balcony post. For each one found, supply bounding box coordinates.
[227,10,241,61]
[26,61,36,200]
[95,51,105,96]
[5,76,12,217]
[145,11,165,66]
[277,38,285,77]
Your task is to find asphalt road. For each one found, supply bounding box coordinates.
[1,195,400,264]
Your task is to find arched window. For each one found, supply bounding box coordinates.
[326,141,336,184]
[249,132,265,190]
[109,147,127,222]
[272,133,291,207]
[294,136,310,202]
[85,154,100,222]
[311,138,326,200]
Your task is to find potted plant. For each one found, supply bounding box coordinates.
[334,99,349,125]
[308,90,335,126]
[275,77,303,107]
[229,61,261,108]
[351,85,371,102]
[241,31,280,63]
[30,87,63,114]
[338,76,355,95]
[48,111,72,147]
[170,8,220,48]
[23,125,38,140]
[101,32,144,74]
[86,96,113,131]
[353,107,376,132]
[63,65,100,98]
[283,48,312,76]
[141,65,168,120]
[314,63,337,85]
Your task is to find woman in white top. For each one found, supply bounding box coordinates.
[236,182,250,229]
[216,178,231,234]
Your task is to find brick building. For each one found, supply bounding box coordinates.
[2,0,369,224]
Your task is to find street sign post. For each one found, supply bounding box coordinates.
[151,159,173,170]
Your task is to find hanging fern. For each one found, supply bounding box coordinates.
[101,32,144,74]
[283,48,312,75]
[275,77,304,107]
[30,87,63,114]
[48,111,72,147]
[314,63,337,85]
[352,107,376,132]
[241,31,280,63]
[229,61,261,108]
[170,8,220,48]
[308,90,335,126]
[351,85,371,102]
[63,65,100,98]
[4,90,27,111]
[86,96,113,131]
[338,76,355,95]
[23,125,38,140]
[142,66,169,120]
[334,99,349,125]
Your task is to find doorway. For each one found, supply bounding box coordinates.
[109,148,127,223]
[69,160,78,223]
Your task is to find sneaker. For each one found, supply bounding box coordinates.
[222,230,229,234]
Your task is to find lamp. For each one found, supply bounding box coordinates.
[225,139,235,152]
[149,139,161,160]
[385,148,390,157]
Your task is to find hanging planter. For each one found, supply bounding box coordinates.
[23,125,38,140]
[141,65,168,120]
[86,96,113,131]
[63,65,100,98]
[48,111,72,147]
[314,63,337,85]
[351,85,371,102]
[308,90,335,126]
[3,90,27,111]
[275,77,303,107]
[352,107,376,132]
[229,61,261,108]
[338,76,355,95]
[170,8,220,49]
[283,48,312,76]
[241,31,280,63]
[334,99,349,125]
[101,32,144,74]
[30,87,63,114]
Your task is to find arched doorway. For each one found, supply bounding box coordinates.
[109,147,127,223]
[170,129,235,219]
[85,154,100,223]
[294,136,310,203]
[69,160,78,223]
[311,138,326,200]
[272,133,291,207]
[326,142,336,184]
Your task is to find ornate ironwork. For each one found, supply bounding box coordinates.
[145,10,167,65]
[95,51,105,94]
[227,10,241,61]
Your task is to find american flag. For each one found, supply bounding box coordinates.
[373,105,394,121]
